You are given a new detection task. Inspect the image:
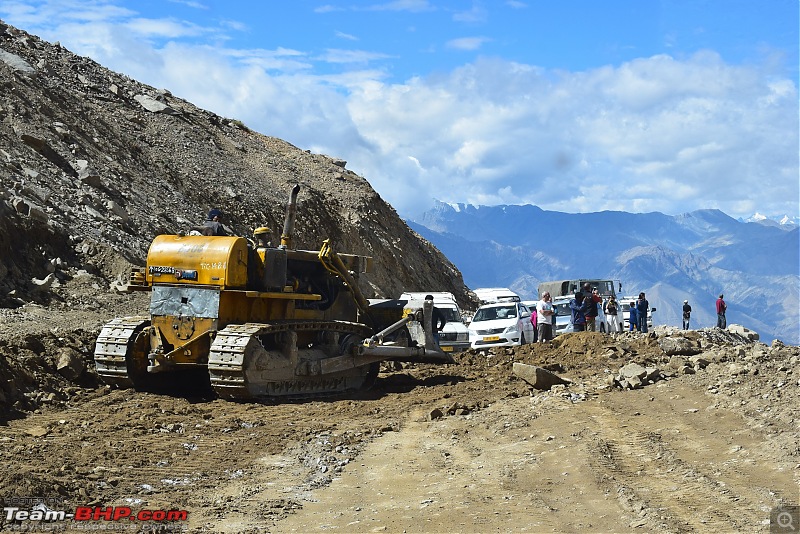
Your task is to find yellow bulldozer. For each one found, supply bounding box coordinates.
[93,184,454,400]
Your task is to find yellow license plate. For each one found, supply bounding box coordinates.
[483,335,500,342]
[441,345,453,352]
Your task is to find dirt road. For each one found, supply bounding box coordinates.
[0,303,797,533]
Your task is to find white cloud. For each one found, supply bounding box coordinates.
[168,0,208,9]
[335,30,358,41]
[316,48,394,65]
[453,4,488,24]
[2,2,797,221]
[445,36,491,51]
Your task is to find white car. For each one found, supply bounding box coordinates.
[552,297,573,336]
[468,301,535,349]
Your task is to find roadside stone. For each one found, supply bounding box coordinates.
[512,362,570,390]
[428,408,444,421]
[619,362,647,380]
[658,336,700,356]
[56,348,85,380]
[728,324,759,341]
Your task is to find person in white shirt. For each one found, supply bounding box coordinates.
[536,292,555,342]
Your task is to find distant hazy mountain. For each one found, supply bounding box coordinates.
[409,202,800,345]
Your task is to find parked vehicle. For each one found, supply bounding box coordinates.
[468,300,535,349]
[552,296,573,336]
[473,287,521,304]
[537,279,621,300]
[399,292,470,353]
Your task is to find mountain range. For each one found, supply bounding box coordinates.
[409,202,800,345]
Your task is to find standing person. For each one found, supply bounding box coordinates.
[636,292,649,333]
[569,292,588,332]
[537,292,555,342]
[628,301,638,332]
[425,295,447,343]
[605,295,620,333]
[716,294,727,329]
[582,283,601,332]
[682,300,692,330]
[529,304,538,343]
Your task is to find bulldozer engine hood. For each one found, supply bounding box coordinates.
[146,234,249,288]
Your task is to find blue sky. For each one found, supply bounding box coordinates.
[1,0,798,220]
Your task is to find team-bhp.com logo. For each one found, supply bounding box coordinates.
[4,502,188,531]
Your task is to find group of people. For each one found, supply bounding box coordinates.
[564,286,728,333]
[566,283,643,333]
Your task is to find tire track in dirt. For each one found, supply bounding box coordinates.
[275,397,634,533]
[583,382,797,533]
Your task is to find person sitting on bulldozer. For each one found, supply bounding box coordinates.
[188,208,234,236]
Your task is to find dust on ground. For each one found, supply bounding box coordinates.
[0,282,797,533]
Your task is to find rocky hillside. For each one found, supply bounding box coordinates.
[0,21,474,309]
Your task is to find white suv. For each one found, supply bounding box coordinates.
[468,300,535,349]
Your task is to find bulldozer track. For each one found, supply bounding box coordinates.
[208,320,374,400]
[93,316,150,389]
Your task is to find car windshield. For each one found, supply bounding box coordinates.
[473,305,517,322]
[439,308,461,323]
[554,302,571,316]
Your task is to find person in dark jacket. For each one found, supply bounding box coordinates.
[605,295,620,333]
[202,208,232,236]
[570,292,590,332]
[582,283,601,332]
[682,300,692,330]
[635,292,649,333]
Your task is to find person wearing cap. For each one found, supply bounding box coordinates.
[203,208,232,236]
[682,299,692,330]
[716,294,727,329]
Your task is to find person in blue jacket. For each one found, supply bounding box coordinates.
[628,301,638,331]
[569,292,586,332]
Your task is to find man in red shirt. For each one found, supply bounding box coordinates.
[716,294,727,329]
